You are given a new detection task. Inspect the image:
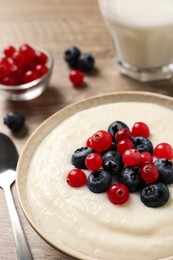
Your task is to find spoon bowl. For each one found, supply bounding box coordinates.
[0,133,18,173]
[0,133,33,260]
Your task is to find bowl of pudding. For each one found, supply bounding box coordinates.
[16,91,173,260]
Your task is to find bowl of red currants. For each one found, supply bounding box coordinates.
[0,44,53,101]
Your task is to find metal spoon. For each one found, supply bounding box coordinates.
[0,133,33,260]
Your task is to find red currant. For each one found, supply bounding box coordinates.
[1,76,16,86]
[132,122,150,138]
[23,70,39,83]
[35,51,48,64]
[154,142,173,160]
[35,64,48,77]
[141,163,158,183]
[12,50,26,67]
[0,58,10,78]
[67,169,87,187]
[69,70,84,87]
[85,153,102,171]
[91,130,112,152]
[86,136,93,148]
[107,183,129,205]
[140,152,153,165]
[19,44,36,63]
[117,139,134,154]
[9,64,23,84]
[115,128,132,142]
[122,148,141,166]
[4,45,16,58]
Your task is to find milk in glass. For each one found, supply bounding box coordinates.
[98,0,173,81]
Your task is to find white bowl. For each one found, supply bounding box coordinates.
[16,91,173,260]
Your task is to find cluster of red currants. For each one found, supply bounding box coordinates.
[0,44,48,86]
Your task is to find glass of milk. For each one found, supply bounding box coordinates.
[98,0,173,82]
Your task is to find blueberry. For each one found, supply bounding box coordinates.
[77,53,95,73]
[102,150,124,175]
[87,169,112,193]
[154,158,173,184]
[108,121,129,141]
[140,182,169,208]
[71,147,94,169]
[118,166,145,192]
[64,46,81,68]
[4,111,25,132]
[132,136,153,154]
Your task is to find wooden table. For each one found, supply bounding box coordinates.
[0,0,173,259]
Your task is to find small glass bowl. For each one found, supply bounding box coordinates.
[0,48,54,101]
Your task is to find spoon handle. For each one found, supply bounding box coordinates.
[4,178,33,260]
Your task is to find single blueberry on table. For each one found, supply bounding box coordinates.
[77,53,95,73]
[64,46,81,68]
[140,182,170,208]
[4,111,25,132]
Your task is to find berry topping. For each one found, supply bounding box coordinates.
[87,169,112,193]
[64,46,81,68]
[67,119,173,208]
[69,70,84,87]
[122,148,141,166]
[71,147,95,169]
[141,164,158,183]
[102,150,124,175]
[4,111,25,132]
[132,122,150,138]
[154,158,173,185]
[140,152,153,165]
[67,169,87,187]
[77,53,95,73]
[86,136,93,148]
[91,130,112,152]
[85,153,102,171]
[140,183,169,208]
[154,142,173,160]
[108,121,129,141]
[118,166,145,192]
[132,136,153,154]
[117,139,134,155]
[115,128,132,142]
[107,183,129,205]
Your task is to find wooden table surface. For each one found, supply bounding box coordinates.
[1,0,173,259]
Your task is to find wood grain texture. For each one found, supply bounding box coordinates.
[0,0,173,259]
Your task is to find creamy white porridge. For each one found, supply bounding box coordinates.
[26,102,173,260]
